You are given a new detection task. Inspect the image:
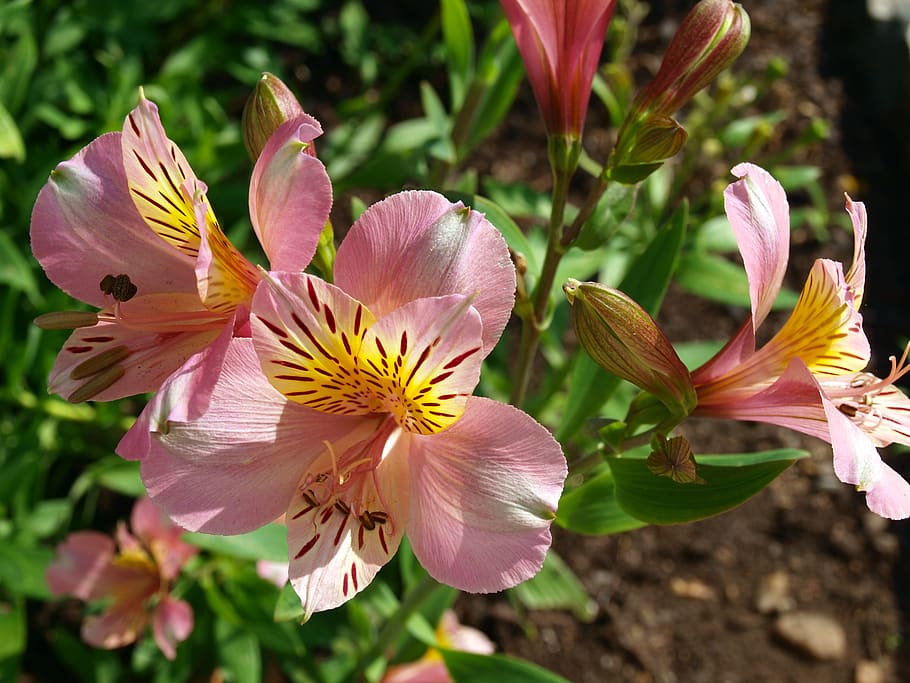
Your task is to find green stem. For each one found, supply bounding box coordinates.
[352,573,442,682]
[510,158,572,406]
[561,175,609,247]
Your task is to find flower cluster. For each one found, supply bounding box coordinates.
[46,497,196,659]
[32,88,566,625]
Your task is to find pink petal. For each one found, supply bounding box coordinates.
[382,660,451,683]
[844,195,867,309]
[194,193,260,314]
[440,610,495,654]
[140,338,370,533]
[152,596,194,660]
[363,294,484,434]
[251,273,377,414]
[46,531,115,600]
[694,163,790,383]
[287,427,410,619]
[121,94,208,259]
[694,359,831,441]
[30,132,196,308]
[249,118,333,272]
[47,300,224,402]
[130,497,197,581]
[864,463,910,520]
[334,191,515,356]
[81,600,149,651]
[256,559,290,588]
[406,397,565,593]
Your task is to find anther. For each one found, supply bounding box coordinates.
[358,512,375,531]
[368,511,388,524]
[34,311,100,330]
[301,490,319,507]
[334,500,351,515]
[69,366,125,403]
[100,274,138,302]
[70,345,131,380]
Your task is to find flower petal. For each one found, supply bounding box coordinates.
[363,295,484,434]
[287,427,409,620]
[152,596,194,660]
[130,497,197,581]
[140,338,369,533]
[693,162,790,384]
[30,132,196,308]
[81,600,149,651]
[46,531,115,600]
[121,94,211,258]
[844,195,867,309]
[252,273,377,414]
[406,397,565,593]
[194,192,260,314]
[249,117,332,272]
[864,463,910,520]
[334,191,515,355]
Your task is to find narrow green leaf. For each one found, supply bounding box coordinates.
[0,543,54,598]
[676,251,798,309]
[510,550,597,621]
[559,204,686,440]
[441,0,474,107]
[465,21,523,152]
[443,651,572,683]
[0,229,39,304]
[557,469,647,535]
[273,582,304,623]
[0,599,25,660]
[185,523,288,562]
[608,448,808,524]
[0,103,25,161]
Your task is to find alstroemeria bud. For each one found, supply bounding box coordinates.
[564,278,696,417]
[606,0,748,183]
[608,115,687,184]
[636,0,750,118]
[501,0,616,141]
[242,72,309,161]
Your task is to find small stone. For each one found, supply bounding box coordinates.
[754,571,794,614]
[669,576,716,600]
[773,611,846,661]
[855,659,885,683]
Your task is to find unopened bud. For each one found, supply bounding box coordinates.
[608,115,688,184]
[637,0,750,117]
[564,279,696,417]
[242,73,309,161]
[647,435,705,485]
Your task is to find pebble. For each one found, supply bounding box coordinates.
[855,659,885,683]
[754,571,794,614]
[773,611,846,661]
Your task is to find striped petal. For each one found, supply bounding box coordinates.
[252,273,377,416]
[121,93,214,258]
[30,132,196,308]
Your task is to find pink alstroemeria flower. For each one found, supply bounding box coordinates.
[501,0,615,138]
[31,91,331,408]
[138,191,566,618]
[691,163,910,519]
[382,610,495,683]
[46,497,197,659]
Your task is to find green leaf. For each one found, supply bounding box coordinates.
[215,619,261,683]
[70,457,144,500]
[676,251,799,310]
[0,543,53,598]
[441,0,474,107]
[0,599,25,660]
[559,204,686,440]
[0,229,40,305]
[574,183,637,250]
[607,448,807,524]
[185,523,287,562]
[24,498,71,539]
[510,551,597,621]
[443,651,572,683]
[273,582,304,623]
[557,469,647,535]
[0,103,25,161]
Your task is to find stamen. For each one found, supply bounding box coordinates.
[100,274,138,302]
[34,311,100,330]
[69,366,125,403]
[70,345,131,380]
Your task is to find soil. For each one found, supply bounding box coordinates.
[458,2,910,682]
